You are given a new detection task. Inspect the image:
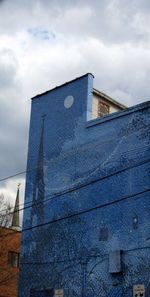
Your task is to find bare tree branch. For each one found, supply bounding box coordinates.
[0,193,13,227]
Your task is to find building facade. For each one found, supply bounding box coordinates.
[19,74,150,297]
[0,186,21,297]
[0,227,21,297]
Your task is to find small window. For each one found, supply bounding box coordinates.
[99,227,108,241]
[133,214,138,229]
[98,101,109,117]
[8,251,19,268]
[109,250,122,273]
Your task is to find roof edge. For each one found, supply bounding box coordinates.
[93,88,127,110]
[86,100,150,128]
[0,225,21,232]
[31,73,94,100]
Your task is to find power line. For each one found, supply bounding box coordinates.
[0,143,149,215]
[0,122,149,184]
[0,170,26,183]
[0,156,150,220]
[22,188,150,232]
[0,140,149,213]
[0,157,150,221]
[0,187,149,239]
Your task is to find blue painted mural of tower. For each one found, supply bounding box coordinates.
[19,74,150,297]
[30,115,45,227]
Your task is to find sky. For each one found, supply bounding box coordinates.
[0,0,150,217]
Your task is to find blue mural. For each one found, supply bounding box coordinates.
[30,115,45,227]
[19,74,150,297]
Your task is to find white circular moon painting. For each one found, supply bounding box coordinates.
[64,95,74,108]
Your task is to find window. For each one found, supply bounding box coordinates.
[8,251,19,268]
[99,226,108,241]
[109,250,122,273]
[133,214,138,229]
[98,101,109,117]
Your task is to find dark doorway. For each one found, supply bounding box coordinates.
[30,289,54,297]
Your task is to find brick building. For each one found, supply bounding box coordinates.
[0,186,21,297]
[19,74,150,297]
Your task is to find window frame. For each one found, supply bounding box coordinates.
[97,100,110,117]
[8,251,20,268]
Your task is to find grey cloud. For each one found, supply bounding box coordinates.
[0,95,29,178]
[0,0,150,44]
[0,49,29,180]
[0,0,150,201]
[0,50,18,88]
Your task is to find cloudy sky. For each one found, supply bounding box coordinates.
[0,0,150,215]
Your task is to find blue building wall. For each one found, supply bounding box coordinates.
[19,74,150,297]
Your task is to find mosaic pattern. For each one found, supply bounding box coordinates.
[19,74,150,297]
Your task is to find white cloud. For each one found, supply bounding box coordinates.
[0,0,150,212]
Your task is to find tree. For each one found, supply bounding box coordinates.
[0,193,13,227]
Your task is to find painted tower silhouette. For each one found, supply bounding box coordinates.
[30,115,46,227]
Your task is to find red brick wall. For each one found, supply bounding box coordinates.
[0,227,21,297]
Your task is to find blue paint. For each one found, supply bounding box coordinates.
[19,74,150,297]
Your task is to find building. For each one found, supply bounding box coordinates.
[19,74,150,297]
[0,186,21,297]
[92,88,126,119]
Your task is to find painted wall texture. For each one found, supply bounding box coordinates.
[19,74,150,297]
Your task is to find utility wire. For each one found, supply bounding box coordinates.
[0,141,149,214]
[0,142,149,184]
[0,139,149,213]
[1,155,150,215]
[22,188,150,232]
[0,157,150,218]
[0,122,149,184]
[0,187,149,239]
[0,170,26,182]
